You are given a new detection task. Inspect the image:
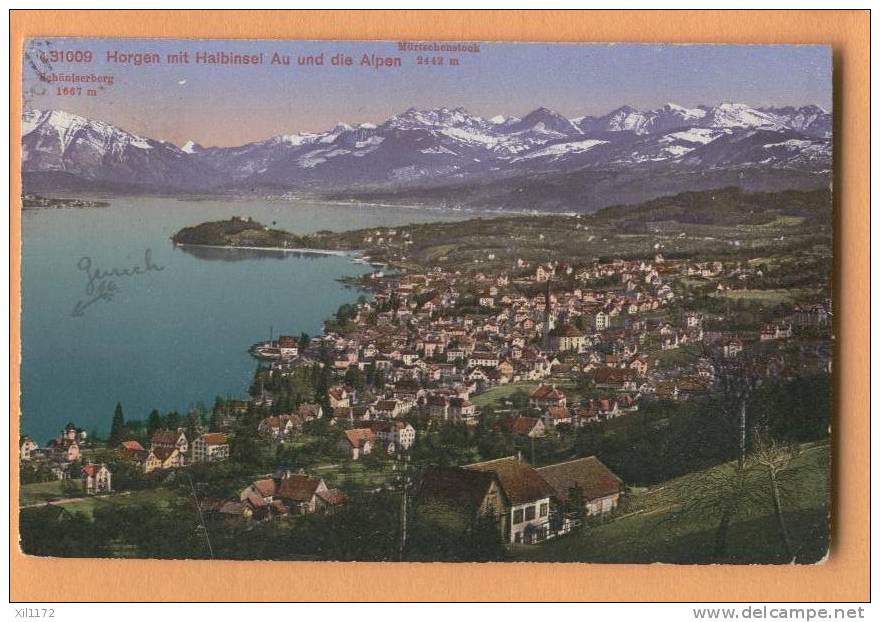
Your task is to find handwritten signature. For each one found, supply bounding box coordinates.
[72,249,165,317]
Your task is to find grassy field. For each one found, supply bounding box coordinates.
[472,380,580,409]
[19,480,78,506]
[319,461,396,492]
[715,288,811,305]
[513,441,829,564]
[650,343,703,369]
[472,382,539,408]
[20,483,182,519]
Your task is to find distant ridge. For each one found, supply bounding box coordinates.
[22,103,831,211]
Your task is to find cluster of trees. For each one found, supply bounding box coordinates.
[108,402,203,448]
[251,364,324,415]
[324,295,370,333]
[402,370,829,490]
[20,490,482,562]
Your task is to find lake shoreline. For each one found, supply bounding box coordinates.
[173,241,361,258]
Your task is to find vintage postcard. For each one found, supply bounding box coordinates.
[17,37,833,565]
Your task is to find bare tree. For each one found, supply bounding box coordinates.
[748,428,800,562]
[664,457,763,561]
[662,346,759,560]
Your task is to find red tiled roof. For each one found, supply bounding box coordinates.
[276,474,323,503]
[530,384,565,401]
[342,428,374,449]
[120,440,145,452]
[199,433,228,446]
[513,416,541,435]
[545,406,570,420]
[316,488,347,506]
[251,478,276,497]
[277,335,297,348]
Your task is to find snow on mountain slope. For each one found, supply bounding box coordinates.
[22,102,832,192]
[511,139,608,162]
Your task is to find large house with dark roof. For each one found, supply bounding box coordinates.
[465,456,556,544]
[537,456,623,516]
[549,324,586,352]
[151,428,189,455]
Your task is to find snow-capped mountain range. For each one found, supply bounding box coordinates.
[22,102,831,199]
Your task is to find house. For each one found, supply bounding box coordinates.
[465,456,555,544]
[685,312,703,329]
[239,473,346,519]
[415,466,509,534]
[144,446,184,473]
[46,438,80,463]
[542,406,573,428]
[468,351,500,369]
[117,440,148,464]
[62,422,87,443]
[81,463,112,495]
[721,337,743,358]
[296,403,323,421]
[591,310,610,331]
[20,436,38,461]
[548,324,586,353]
[338,428,374,460]
[529,383,567,409]
[374,399,408,419]
[328,386,351,409]
[448,397,477,424]
[795,304,830,327]
[277,335,299,357]
[151,428,189,455]
[497,359,515,379]
[238,478,284,520]
[315,488,348,514]
[760,323,793,341]
[536,456,623,516]
[191,433,230,463]
[275,473,330,515]
[258,414,302,439]
[535,263,555,282]
[370,420,416,451]
[629,355,649,377]
[592,368,638,391]
[494,415,545,438]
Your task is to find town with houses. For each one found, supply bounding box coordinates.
[20,207,832,560]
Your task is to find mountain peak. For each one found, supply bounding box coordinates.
[515,107,581,135]
[22,105,831,194]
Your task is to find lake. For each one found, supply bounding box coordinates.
[20,196,465,444]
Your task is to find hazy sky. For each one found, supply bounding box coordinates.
[23,38,832,148]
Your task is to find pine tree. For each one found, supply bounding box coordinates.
[146,409,163,436]
[109,402,126,446]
